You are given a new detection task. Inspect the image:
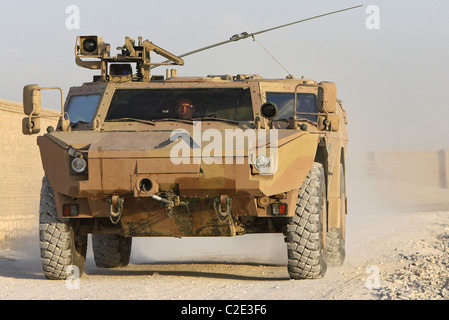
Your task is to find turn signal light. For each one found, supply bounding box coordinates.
[63,204,78,217]
[271,203,287,215]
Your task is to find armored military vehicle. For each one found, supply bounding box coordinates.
[22,7,356,280]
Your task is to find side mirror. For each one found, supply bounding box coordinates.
[23,84,42,116]
[22,116,41,135]
[22,85,64,135]
[318,82,337,113]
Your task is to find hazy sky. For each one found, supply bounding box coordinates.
[1,0,448,153]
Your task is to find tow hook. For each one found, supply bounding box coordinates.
[214,195,233,219]
[108,195,124,224]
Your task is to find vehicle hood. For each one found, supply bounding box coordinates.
[44,130,309,158]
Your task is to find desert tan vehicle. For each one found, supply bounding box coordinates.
[22,7,355,280]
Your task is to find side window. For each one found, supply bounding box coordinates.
[66,94,101,124]
[297,93,318,122]
[265,92,318,122]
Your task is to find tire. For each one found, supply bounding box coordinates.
[92,234,132,268]
[325,163,346,266]
[286,163,327,280]
[39,176,87,280]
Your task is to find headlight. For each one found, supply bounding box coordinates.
[71,157,87,173]
[254,155,271,172]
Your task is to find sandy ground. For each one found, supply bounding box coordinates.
[0,208,448,300]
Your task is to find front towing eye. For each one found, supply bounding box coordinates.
[108,195,124,224]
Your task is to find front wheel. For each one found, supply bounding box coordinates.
[39,176,87,280]
[286,163,327,280]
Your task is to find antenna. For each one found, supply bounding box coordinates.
[252,35,292,77]
[151,5,363,69]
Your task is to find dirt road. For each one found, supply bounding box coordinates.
[1,207,448,300]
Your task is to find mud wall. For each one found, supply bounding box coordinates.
[367,150,449,189]
[358,150,449,212]
[0,100,59,248]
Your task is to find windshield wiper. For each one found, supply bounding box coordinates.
[153,118,194,124]
[107,118,156,126]
[271,118,290,123]
[70,120,90,128]
[193,117,239,125]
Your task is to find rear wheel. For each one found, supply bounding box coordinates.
[39,176,87,280]
[92,234,132,268]
[286,163,327,280]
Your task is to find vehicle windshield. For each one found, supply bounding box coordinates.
[66,94,101,124]
[266,92,318,122]
[105,88,254,122]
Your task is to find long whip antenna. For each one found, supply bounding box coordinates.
[151,4,363,68]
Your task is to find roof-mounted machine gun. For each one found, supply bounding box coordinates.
[75,36,184,82]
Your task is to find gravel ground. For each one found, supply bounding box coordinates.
[374,231,449,300]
